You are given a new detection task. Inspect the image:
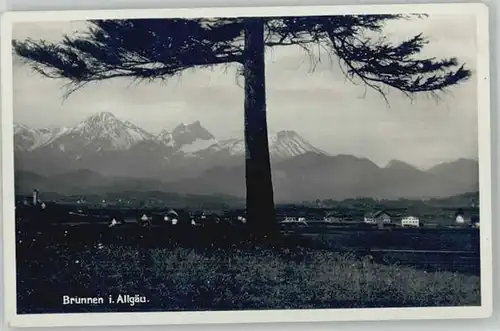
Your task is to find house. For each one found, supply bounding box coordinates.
[454,210,471,226]
[109,218,124,228]
[108,212,125,227]
[138,213,152,227]
[324,216,342,223]
[282,216,298,223]
[323,212,342,223]
[163,209,180,225]
[188,212,207,226]
[281,216,307,226]
[364,210,391,224]
[191,212,208,224]
[16,189,42,207]
[401,216,420,228]
[455,213,465,224]
[15,190,48,213]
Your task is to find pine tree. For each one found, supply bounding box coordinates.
[13,15,471,238]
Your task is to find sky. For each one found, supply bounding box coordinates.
[12,14,478,169]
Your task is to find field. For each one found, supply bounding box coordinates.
[17,242,480,313]
[15,217,481,313]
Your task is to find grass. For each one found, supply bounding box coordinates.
[16,243,481,313]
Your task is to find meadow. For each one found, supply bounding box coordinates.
[14,196,481,314]
[16,238,481,314]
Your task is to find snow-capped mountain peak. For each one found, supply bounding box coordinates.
[173,123,186,133]
[208,138,246,155]
[14,113,326,163]
[73,112,120,130]
[157,129,175,147]
[65,112,156,150]
[172,121,215,149]
[13,123,61,151]
[191,130,326,159]
[96,111,116,121]
[269,130,327,158]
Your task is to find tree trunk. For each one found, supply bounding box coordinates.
[243,19,278,239]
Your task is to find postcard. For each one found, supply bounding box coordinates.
[1,2,492,328]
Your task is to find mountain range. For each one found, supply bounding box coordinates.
[14,112,479,202]
[14,112,325,178]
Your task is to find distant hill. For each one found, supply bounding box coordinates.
[165,153,478,201]
[15,153,479,203]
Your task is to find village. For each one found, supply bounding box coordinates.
[279,209,480,229]
[15,189,480,231]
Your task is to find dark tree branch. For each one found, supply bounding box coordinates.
[329,33,471,101]
[262,14,470,102]
[13,13,470,101]
[13,18,245,96]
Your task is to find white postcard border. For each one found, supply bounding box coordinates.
[1,2,492,328]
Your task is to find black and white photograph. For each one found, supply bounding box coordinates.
[1,3,492,328]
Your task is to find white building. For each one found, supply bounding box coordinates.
[140,213,152,227]
[455,214,466,224]
[324,212,342,223]
[401,216,420,227]
[109,218,119,227]
[164,209,180,225]
[282,216,307,226]
[364,211,391,224]
[163,215,178,225]
[454,210,472,226]
[324,216,341,223]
